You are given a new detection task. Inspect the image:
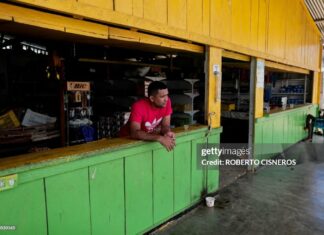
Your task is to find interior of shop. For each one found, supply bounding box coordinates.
[220,58,251,143]
[0,33,205,157]
[264,69,312,111]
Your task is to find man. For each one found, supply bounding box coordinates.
[119,81,176,151]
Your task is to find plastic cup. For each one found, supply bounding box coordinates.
[205,197,215,207]
[183,125,189,131]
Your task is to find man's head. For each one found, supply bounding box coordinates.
[148,81,169,108]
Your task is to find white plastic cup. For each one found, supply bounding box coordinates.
[205,197,215,207]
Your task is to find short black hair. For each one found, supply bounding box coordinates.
[148,81,167,97]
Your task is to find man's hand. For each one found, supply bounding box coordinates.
[158,135,176,152]
[164,131,176,139]
[130,122,175,151]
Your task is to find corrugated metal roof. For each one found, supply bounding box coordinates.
[305,0,324,38]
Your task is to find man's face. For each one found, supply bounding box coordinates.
[150,89,169,108]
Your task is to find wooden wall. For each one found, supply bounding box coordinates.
[7,0,322,71]
[0,127,221,235]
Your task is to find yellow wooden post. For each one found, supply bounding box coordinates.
[312,72,320,104]
[206,46,222,128]
[255,59,265,118]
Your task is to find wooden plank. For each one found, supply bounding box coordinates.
[255,87,264,118]
[174,142,191,213]
[125,152,153,235]
[0,125,209,176]
[210,0,232,41]
[152,148,174,224]
[115,0,133,15]
[108,27,204,53]
[231,0,251,48]
[45,168,91,235]
[250,0,259,51]
[222,50,250,62]
[0,3,109,39]
[191,137,207,202]
[265,61,310,74]
[0,180,47,235]
[133,0,144,17]
[143,0,167,24]
[207,134,219,193]
[272,117,284,153]
[78,0,113,10]
[267,0,286,58]
[167,0,186,30]
[312,72,319,104]
[258,0,267,53]
[202,0,210,36]
[187,0,203,34]
[254,122,263,160]
[89,159,125,235]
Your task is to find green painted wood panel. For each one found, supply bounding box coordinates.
[174,142,191,213]
[0,126,222,235]
[89,159,124,235]
[191,137,207,202]
[45,168,91,235]
[288,114,296,143]
[207,134,219,193]
[152,148,174,225]
[262,121,274,158]
[0,180,47,235]
[125,151,153,235]
[272,117,284,155]
[255,105,318,160]
[283,116,289,144]
[254,123,263,160]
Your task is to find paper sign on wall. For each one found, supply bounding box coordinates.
[256,59,264,88]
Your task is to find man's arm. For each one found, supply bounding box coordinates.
[130,121,175,151]
[160,115,175,139]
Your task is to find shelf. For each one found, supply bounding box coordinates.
[78,58,180,70]
[272,93,306,96]
[184,79,199,85]
[277,78,305,81]
[184,92,199,98]
[184,110,200,115]
[145,76,166,81]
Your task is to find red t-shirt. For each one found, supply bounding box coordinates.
[119,98,172,137]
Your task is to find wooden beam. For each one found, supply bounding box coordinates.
[0,3,204,54]
[265,61,310,74]
[222,50,250,62]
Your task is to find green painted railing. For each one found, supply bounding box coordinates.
[0,125,221,235]
[254,104,317,160]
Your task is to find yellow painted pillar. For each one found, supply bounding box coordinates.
[255,59,265,118]
[206,46,222,128]
[312,72,320,104]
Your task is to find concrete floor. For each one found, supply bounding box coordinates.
[152,135,324,235]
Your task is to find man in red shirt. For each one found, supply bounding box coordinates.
[120,81,175,151]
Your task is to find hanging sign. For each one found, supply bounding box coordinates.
[67,81,90,91]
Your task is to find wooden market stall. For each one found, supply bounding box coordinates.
[0,0,322,234]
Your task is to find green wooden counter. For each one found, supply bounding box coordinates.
[0,125,222,235]
[254,104,317,160]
